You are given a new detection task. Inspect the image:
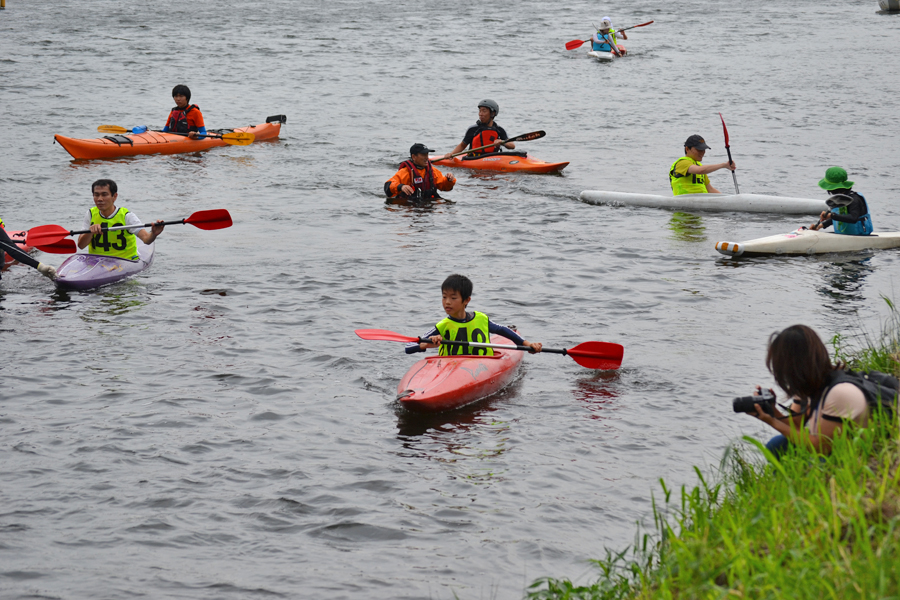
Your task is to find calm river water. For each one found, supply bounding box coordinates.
[2,0,899,598]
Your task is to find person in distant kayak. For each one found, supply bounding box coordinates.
[591,16,627,53]
[162,84,207,140]
[0,218,57,280]
[808,167,872,236]
[76,179,164,260]
[442,100,516,158]
[406,274,542,355]
[385,143,457,201]
[669,135,737,195]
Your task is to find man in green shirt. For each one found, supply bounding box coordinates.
[669,135,737,195]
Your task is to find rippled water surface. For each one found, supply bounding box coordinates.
[2,0,900,598]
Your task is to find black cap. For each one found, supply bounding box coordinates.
[410,143,434,156]
[684,135,710,150]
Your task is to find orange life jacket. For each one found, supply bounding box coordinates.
[470,125,502,155]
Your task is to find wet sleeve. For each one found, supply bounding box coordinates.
[434,168,455,191]
[385,168,409,197]
[187,108,205,132]
[462,126,477,146]
[487,321,525,345]
[405,327,439,354]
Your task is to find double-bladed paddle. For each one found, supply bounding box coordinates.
[565,20,654,50]
[355,328,624,370]
[719,113,740,194]
[432,130,546,162]
[96,125,255,146]
[26,209,233,252]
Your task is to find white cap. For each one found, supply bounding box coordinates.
[600,16,612,29]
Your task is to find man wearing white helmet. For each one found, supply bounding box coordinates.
[591,16,627,53]
[443,100,516,158]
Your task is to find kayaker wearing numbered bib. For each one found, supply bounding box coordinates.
[0,217,57,280]
[162,84,207,140]
[385,144,457,201]
[808,167,873,235]
[669,135,737,195]
[441,100,516,159]
[406,274,542,356]
[77,179,164,259]
[591,16,627,53]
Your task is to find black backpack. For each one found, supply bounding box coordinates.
[824,368,900,419]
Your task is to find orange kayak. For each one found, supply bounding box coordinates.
[2,230,33,268]
[54,119,283,160]
[431,152,568,174]
[397,335,524,412]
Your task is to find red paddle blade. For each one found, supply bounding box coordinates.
[633,20,654,27]
[355,329,419,343]
[565,39,587,50]
[719,112,730,146]
[567,341,624,370]
[33,238,77,254]
[26,224,71,247]
[184,209,233,230]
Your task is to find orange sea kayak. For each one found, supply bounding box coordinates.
[397,335,524,412]
[431,152,568,174]
[54,117,284,160]
[2,230,33,268]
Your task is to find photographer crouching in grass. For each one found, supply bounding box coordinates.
[736,324,898,457]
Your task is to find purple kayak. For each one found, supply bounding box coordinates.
[55,242,154,291]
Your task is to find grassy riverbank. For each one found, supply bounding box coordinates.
[528,322,900,600]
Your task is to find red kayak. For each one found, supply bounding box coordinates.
[431,152,568,174]
[2,230,33,268]
[397,334,524,412]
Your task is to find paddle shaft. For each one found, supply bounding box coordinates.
[423,338,576,356]
[436,130,545,161]
[719,113,740,194]
[602,32,622,57]
[63,218,190,237]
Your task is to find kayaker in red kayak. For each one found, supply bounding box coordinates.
[0,218,57,280]
[440,100,516,159]
[385,143,457,201]
[406,274,542,355]
[76,179,165,260]
[668,135,737,195]
[162,84,207,140]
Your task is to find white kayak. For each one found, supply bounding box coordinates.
[715,229,900,257]
[579,190,828,215]
[587,50,617,62]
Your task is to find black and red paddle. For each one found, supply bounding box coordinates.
[355,328,624,370]
[719,113,740,194]
[565,21,653,50]
[26,209,233,253]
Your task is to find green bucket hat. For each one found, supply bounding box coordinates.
[818,166,854,191]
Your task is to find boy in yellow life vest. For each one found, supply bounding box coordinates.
[405,274,542,356]
[669,135,737,195]
[76,179,165,259]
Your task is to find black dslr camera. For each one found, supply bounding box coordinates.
[733,389,776,416]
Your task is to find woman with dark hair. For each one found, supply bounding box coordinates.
[162,84,206,140]
[747,325,869,456]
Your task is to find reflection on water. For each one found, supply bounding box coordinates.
[817,255,874,309]
[572,371,621,421]
[75,284,150,323]
[668,211,706,243]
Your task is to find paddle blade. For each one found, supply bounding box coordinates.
[34,239,77,254]
[355,329,419,343]
[512,130,546,143]
[565,39,587,50]
[97,125,129,133]
[26,224,71,247]
[632,20,654,28]
[184,209,233,230]
[566,341,624,370]
[221,132,255,146]
[719,112,730,146]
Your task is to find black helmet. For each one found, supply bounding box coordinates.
[477,99,499,117]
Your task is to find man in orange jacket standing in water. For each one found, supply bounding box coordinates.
[385,143,456,202]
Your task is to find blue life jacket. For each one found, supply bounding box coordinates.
[591,30,618,52]
[830,192,873,236]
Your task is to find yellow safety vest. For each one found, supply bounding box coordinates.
[669,156,709,195]
[436,311,494,357]
[0,217,4,228]
[89,206,139,260]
